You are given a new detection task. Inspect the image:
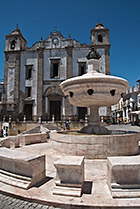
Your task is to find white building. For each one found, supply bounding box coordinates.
[0,81,4,115]
[2,22,111,121]
[111,80,140,125]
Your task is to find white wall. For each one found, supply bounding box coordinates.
[20,52,38,115]
[44,49,67,80]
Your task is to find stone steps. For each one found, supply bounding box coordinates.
[111,182,140,189]
[112,190,140,198]
[53,185,82,197]
[55,180,81,188]
[0,169,32,189]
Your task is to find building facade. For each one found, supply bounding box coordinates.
[0,81,4,116]
[111,80,140,125]
[3,22,111,121]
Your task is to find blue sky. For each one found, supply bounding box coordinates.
[0,0,140,86]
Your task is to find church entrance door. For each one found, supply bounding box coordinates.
[24,104,32,120]
[50,100,61,121]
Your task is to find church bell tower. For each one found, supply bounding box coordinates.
[3,26,27,118]
[90,22,111,75]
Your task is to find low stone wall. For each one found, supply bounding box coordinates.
[51,131,139,159]
[107,155,140,198]
[0,133,46,149]
[0,147,46,189]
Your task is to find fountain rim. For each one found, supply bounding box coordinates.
[60,72,129,88]
[55,130,138,136]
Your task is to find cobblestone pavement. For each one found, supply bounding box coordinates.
[0,193,63,209]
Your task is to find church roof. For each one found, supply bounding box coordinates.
[28,29,89,50]
[95,22,105,29]
[6,26,27,43]
[91,22,109,31]
[49,30,64,39]
[11,27,22,35]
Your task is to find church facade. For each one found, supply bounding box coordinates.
[3,22,111,121]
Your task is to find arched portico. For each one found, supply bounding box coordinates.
[44,86,64,121]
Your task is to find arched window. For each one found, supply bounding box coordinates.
[10,40,16,49]
[98,34,102,43]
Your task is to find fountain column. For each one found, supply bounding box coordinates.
[88,107,100,125]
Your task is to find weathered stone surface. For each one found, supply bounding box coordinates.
[51,131,139,159]
[60,57,129,134]
[53,156,84,197]
[107,155,140,198]
[0,133,46,149]
[0,147,46,189]
[60,58,129,108]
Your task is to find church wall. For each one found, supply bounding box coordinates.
[98,49,106,74]
[3,23,111,121]
[72,48,90,77]
[20,52,38,115]
[44,49,67,80]
[7,68,15,105]
[71,48,90,117]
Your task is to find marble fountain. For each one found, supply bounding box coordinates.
[51,48,139,159]
[0,47,140,207]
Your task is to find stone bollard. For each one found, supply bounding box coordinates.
[53,156,84,197]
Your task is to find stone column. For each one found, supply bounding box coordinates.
[66,46,73,79]
[73,106,77,115]
[45,97,48,114]
[37,49,44,119]
[105,46,111,75]
[62,97,65,116]
[88,107,100,125]
[65,46,74,117]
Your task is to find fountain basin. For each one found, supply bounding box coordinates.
[51,131,139,159]
[60,71,129,107]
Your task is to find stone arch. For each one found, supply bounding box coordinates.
[98,34,103,43]
[44,85,64,121]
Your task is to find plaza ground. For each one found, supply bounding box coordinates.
[0,124,140,209]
